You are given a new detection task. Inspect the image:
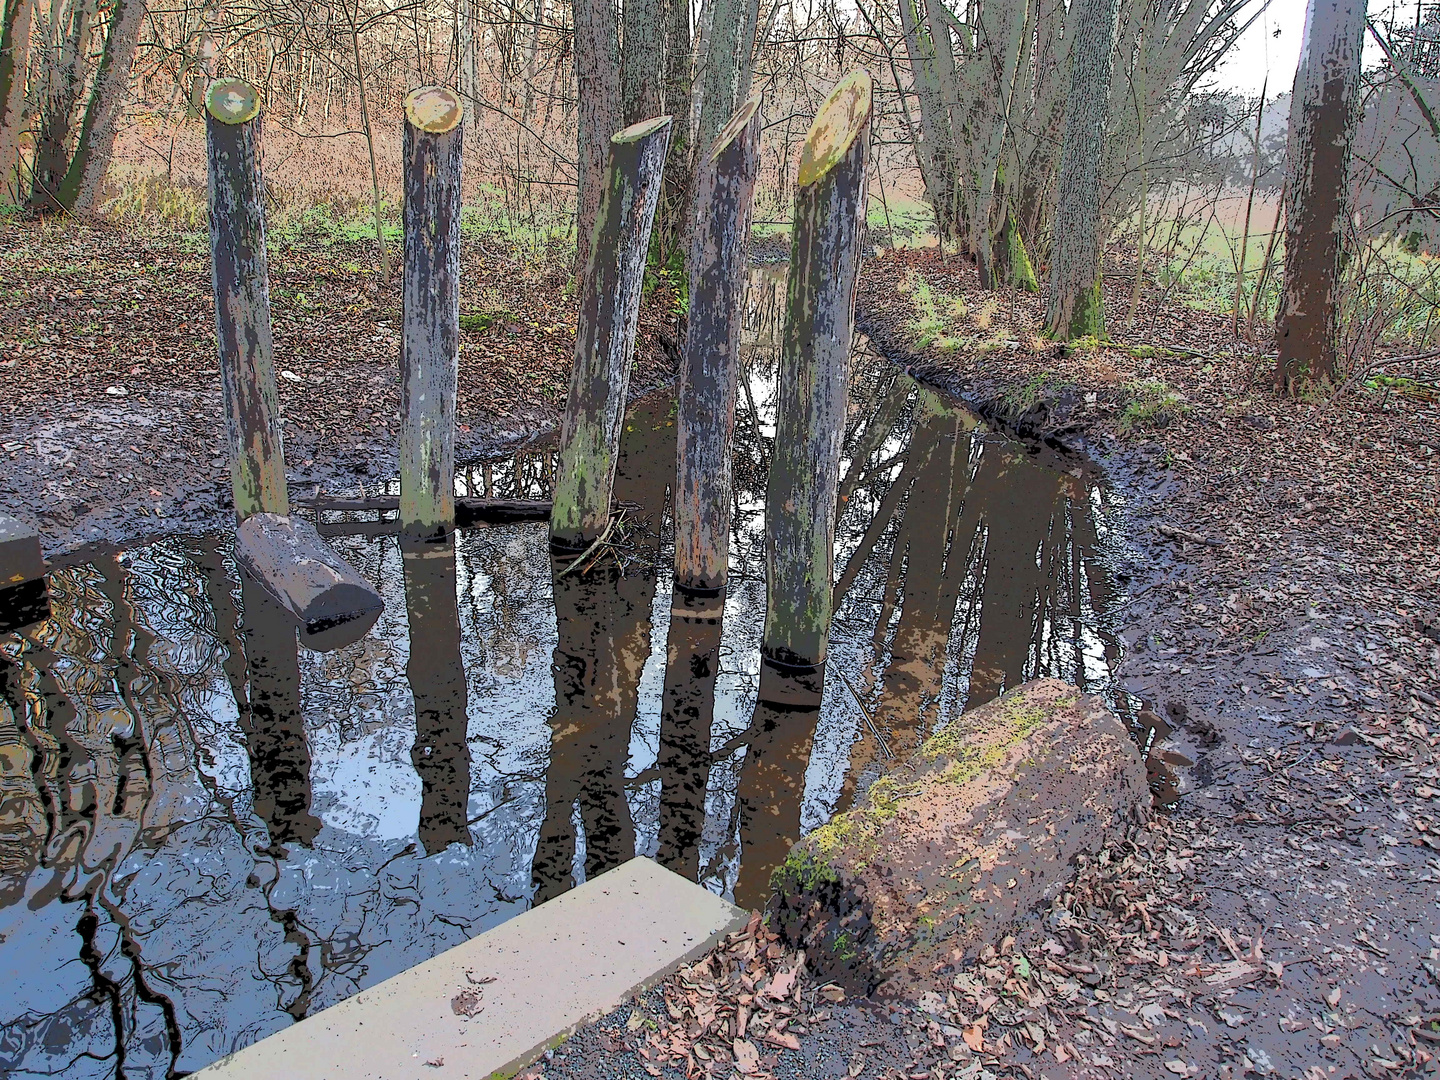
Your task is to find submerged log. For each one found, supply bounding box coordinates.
[235,513,384,652]
[205,77,288,521]
[761,70,871,674]
[0,513,47,634]
[400,87,464,543]
[550,114,672,553]
[767,679,1149,996]
[300,495,551,525]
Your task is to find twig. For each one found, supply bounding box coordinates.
[1157,523,1224,547]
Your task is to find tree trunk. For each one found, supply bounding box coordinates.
[622,0,664,123]
[457,0,480,129]
[1274,0,1365,392]
[0,0,34,204]
[1045,0,1121,340]
[573,0,623,274]
[551,116,672,551]
[761,71,871,673]
[60,0,147,214]
[205,79,288,522]
[656,0,693,256]
[973,0,1027,288]
[693,0,760,165]
[896,0,959,239]
[28,0,95,213]
[399,87,464,544]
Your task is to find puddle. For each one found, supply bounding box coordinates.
[0,273,1124,1077]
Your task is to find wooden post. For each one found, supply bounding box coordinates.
[673,93,762,594]
[205,77,288,521]
[549,114,672,553]
[760,70,872,687]
[400,86,464,543]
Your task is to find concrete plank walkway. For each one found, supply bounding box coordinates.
[191,857,748,1080]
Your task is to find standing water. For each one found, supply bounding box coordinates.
[0,269,1123,1078]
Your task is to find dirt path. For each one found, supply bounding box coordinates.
[0,220,678,554]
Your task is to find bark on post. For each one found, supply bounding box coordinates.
[760,70,871,688]
[673,94,763,594]
[206,78,288,522]
[550,115,673,553]
[1045,0,1122,340]
[400,87,464,544]
[1275,0,1366,393]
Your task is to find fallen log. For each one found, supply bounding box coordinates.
[300,496,551,526]
[0,513,48,634]
[767,678,1148,997]
[236,513,384,651]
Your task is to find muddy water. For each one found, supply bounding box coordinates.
[0,272,1124,1078]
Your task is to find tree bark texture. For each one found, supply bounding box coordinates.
[622,0,664,123]
[694,0,762,162]
[896,0,960,239]
[762,71,871,672]
[400,87,464,543]
[28,0,94,212]
[674,94,762,592]
[205,80,289,523]
[551,115,672,551]
[0,0,34,204]
[402,538,472,854]
[573,0,622,274]
[1045,0,1120,340]
[60,0,147,213]
[972,1,1027,288]
[1275,0,1365,391]
[457,0,480,129]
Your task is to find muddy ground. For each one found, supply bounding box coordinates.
[3,226,1438,1079]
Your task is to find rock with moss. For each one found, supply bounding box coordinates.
[766,678,1147,995]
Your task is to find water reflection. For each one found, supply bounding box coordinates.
[0,280,1125,1079]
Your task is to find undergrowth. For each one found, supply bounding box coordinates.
[1118,379,1188,434]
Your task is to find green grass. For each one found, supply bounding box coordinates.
[1118,379,1188,434]
[906,275,969,350]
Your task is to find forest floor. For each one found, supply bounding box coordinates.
[3,225,1439,1079]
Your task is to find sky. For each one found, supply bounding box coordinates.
[1210,0,1309,96]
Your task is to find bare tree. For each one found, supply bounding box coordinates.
[573,0,621,273]
[61,0,148,212]
[1275,0,1366,392]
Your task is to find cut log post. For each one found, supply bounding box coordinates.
[205,77,288,521]
[760,70,871,686]
[673,92,762,594]
[549,114,672,553]
[400,87,464,543]
[0,512,47,634]
[402,537,472,854]
[767,679,1149,996]
[235,513,384,652]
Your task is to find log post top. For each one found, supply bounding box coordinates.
[205,78,262,125]
[613,115,673,144]
[707,93,764,162]
[796,69,873,187]
[404,86,463,133]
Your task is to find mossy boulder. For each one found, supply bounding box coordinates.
[766,679,1147,996]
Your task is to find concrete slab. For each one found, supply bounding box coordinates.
[191,857,747,1080]
[0,513,48,634]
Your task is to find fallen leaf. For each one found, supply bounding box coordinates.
[963,1025,985,1052]
[1165,1061,1189,1076]
[764,1030,802,1051]
[767,968,796,1000]
[733,1038,760,1074]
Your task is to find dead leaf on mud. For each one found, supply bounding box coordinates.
[733,1037,760,1074]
